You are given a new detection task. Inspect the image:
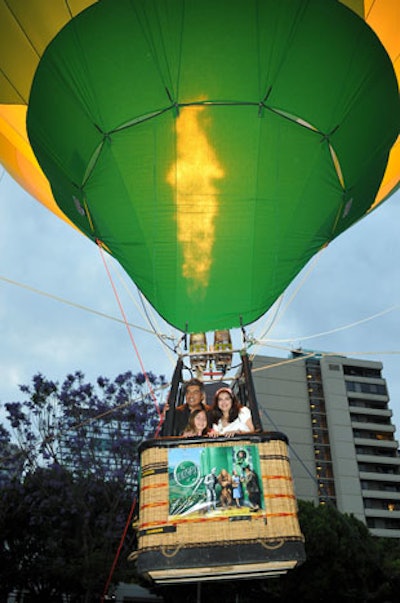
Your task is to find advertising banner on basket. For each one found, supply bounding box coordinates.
[168,444,264,518]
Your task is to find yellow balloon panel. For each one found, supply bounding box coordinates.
[0,0,97,104]
[0,0,96,226]
[341,0,400,208]
[0,105,57,213]
[364,0,400,207]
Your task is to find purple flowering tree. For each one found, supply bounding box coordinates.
[5,370,167,481]
[1,370,167,601]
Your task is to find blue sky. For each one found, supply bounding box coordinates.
[1,170,399,437]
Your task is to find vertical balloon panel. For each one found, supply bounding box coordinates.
[21,0,399,332]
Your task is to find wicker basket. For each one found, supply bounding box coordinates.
[134,432,305,584]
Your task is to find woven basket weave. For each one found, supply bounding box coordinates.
[137,434,303,553]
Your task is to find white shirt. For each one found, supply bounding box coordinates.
[213,406,252,435]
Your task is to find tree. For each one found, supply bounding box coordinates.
[157,501,399,603]
[276,500,385,602]
[228,500,393,603]
[3,372,400,602]
[1,370,167,602]
[374,537,400,601]
[0,464,138,602]
[4,370,167,480]
[0,424,24,486]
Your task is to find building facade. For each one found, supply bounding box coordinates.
[252,351,400,538]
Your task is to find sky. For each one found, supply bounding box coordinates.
[1,170,400,439]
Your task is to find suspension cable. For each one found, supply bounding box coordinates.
[96,240,161,417]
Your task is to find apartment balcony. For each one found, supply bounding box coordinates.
[369,527,400,538]
[346,390,388,403]
[364,509,400,520]
[349,405,392,419]
[356,454,400,465]
[354,438,398,450]
[351,421,395,434]
[361,490,400,501]
[359,472,400,483]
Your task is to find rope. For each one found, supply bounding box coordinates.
[137,287,178,357]
[250,249,325,363]
[258,403,322,488]
[127,550,139,562]
[249,294,284,354]
[251,351,317,374]
[96,263,177,437]
[161,542,183,558]
[257,538,285,550]
[109,263,178,359]
[0,274,160,337]
[96,241,162,417]
[257,303,400,345]
[100,495,137,603]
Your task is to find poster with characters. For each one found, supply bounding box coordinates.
[168,445,264,519]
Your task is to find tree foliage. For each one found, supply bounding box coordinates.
[157,501,400,603]
[0,465,137,602]
[273,500,386,602]
[4,370,166,481]
[2,371,400,602]
[1,370,167,602]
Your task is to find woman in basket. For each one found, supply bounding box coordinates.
[210,387,255,437]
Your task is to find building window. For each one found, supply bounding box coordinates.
[361,480,400,493]
[358,463,398,475]
[306,358,336,506]
[364,499,400,510]
[350,413,391,425]
[346,381,387,395]
[367,517,400,530]
[355,445,397,457]
[343,365,382,378]
[353,430,393,442]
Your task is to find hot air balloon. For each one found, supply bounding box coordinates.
[1,0,399,587]
[0,0,399,334]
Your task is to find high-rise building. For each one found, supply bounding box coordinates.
[252,351,400,538]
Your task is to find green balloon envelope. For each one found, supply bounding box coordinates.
[27,0,399,332]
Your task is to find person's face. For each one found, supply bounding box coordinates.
[186,385,203,410]
[194,411,207,433]
[217,391,233,412]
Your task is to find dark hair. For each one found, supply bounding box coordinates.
[211,387,241,424]
[185,378,205,393]
[182,408,209,436]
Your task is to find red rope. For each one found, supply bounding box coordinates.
[100,495,137,603]
[96,240,161,418]
[96,244,167,598]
